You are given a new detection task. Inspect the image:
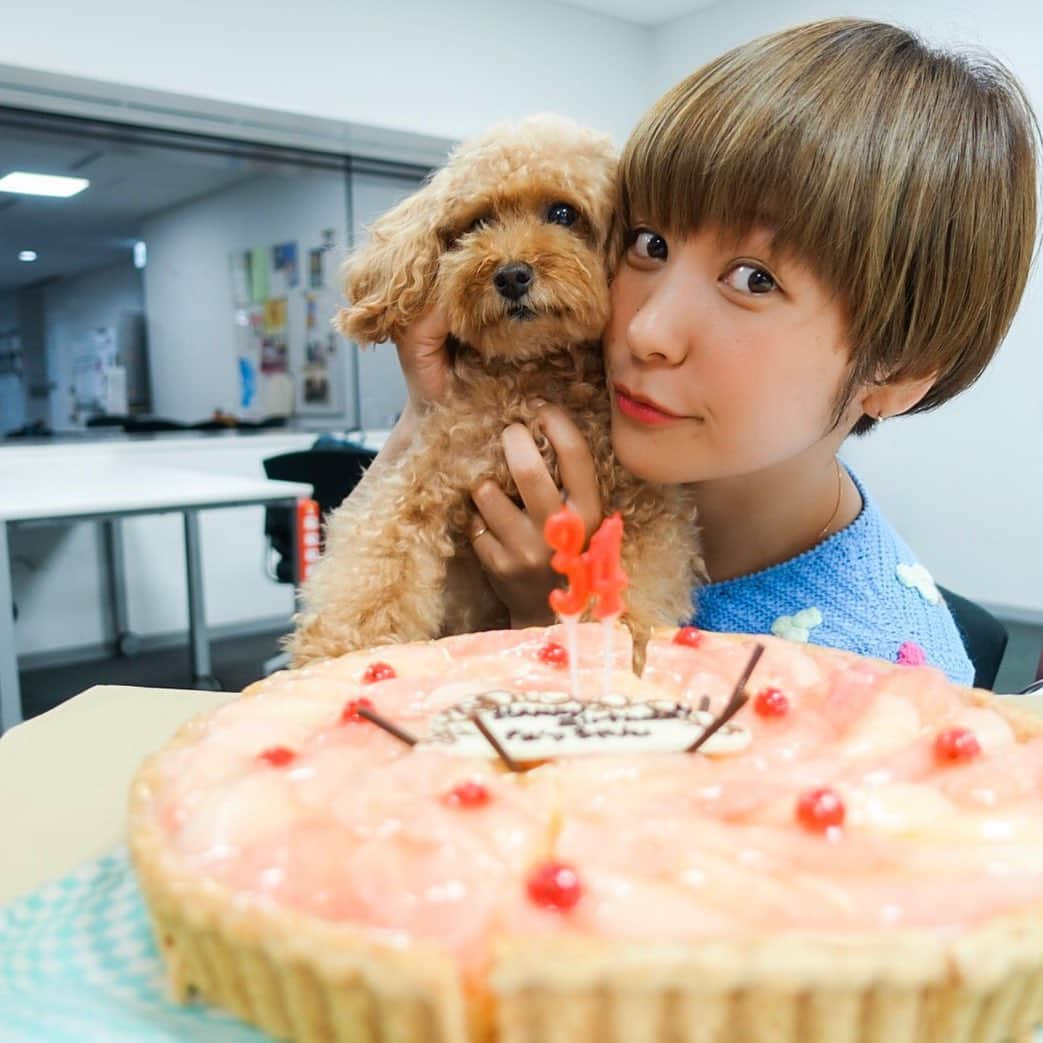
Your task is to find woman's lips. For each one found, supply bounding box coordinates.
[613,384,687,426]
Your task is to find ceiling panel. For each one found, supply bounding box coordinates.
[0,114,340,292]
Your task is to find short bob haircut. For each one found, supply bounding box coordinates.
[619,18,1040,435]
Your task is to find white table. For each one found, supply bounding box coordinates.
[0,457,311,733]
[0,683,238,904]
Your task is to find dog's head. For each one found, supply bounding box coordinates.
[336,115,618,362]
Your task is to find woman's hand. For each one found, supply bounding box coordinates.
[373,305,452,463]
[396,304,452,411]
[467,404,602,628]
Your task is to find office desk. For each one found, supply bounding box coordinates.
[0,457,311,733]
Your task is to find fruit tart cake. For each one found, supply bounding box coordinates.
[128,623,1043,1043]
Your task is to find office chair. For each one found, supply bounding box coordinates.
[938,586,1008,691]
[262,446,376,581]
[261,444,376,674]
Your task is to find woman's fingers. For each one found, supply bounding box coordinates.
[395,304,452,406]
[501,423,563,523]
[468,479,559,628]
[470,480,538,564]
[466,505,508,569]
[531,403,602,533]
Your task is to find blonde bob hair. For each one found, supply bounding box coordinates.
[619,18,1040,434]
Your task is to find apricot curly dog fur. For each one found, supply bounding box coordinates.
[287,115,703,665]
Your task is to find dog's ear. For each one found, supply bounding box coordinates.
[334,178,446,346]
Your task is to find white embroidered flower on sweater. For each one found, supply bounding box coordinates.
[771,607,823,643]
[896,563,941,605]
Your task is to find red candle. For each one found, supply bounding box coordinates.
[587,512,628,620]
[544,502,590,617]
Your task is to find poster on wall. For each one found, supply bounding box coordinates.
[229,235,345,418]
[272,242,299,293]
[295,237,342,414]
[302,293,332,407]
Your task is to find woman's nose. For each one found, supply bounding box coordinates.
[625,274,694,366]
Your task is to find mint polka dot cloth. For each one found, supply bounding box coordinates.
[0,847,267,1042]
[691,465,974,686]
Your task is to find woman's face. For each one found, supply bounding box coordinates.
[604,222,857,484]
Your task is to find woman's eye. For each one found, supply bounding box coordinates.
[547,202,578,226]
[724,263,777,295]
[628,228,668,261]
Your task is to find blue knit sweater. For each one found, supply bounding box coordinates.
[691,466,975,686]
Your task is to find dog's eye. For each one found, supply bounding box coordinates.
[547,202,579,227]
[464,214,493,235]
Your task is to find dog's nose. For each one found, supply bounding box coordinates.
[493,262,533,301]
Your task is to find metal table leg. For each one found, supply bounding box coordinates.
[0,522,22,733]
[102,517,139,657]
[182,509,221,691]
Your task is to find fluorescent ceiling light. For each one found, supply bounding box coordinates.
[0,171,90,198]
[18,250,38,262]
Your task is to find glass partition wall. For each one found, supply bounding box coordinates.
[0,106,428,437]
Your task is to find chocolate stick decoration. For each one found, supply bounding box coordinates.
[357,706,419,747]
[686,643,764,755]
[470,712,524,773]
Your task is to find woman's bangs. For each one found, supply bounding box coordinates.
[619,81,847,271]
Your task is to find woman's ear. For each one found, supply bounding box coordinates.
[334,179,446,346]
[860,372,937,421]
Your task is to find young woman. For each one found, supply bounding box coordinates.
[362,18,1038,686]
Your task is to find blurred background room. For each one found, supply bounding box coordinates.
[0,0,1040,723]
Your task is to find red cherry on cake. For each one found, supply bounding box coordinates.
[443,780,491,809]
[934,727,982,764]
[754,687,790,717]
[537,641,569,668]
[526,861,583,912]
[362,661,396,684]
[672,627,703,648]
[340,697,375,724]
[257,745,296,767]
[796,787,845,832]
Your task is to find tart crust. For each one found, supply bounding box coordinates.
[128,664,1043,1043]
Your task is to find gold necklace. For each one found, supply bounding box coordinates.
[816,459,844,543]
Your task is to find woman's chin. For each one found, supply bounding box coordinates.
[611,429,687,484]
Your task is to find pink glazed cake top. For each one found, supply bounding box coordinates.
[139,625,1043,976]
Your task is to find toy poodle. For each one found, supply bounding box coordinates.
[287,114,703,665]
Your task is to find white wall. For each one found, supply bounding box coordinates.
[0,0,649,147]
[142,170,351,424]
[139,167,421,429]
[651,0,1043,620]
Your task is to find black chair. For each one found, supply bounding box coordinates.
[123,416,191,433]
[938,585,1008,690]
[262,446,376,582]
